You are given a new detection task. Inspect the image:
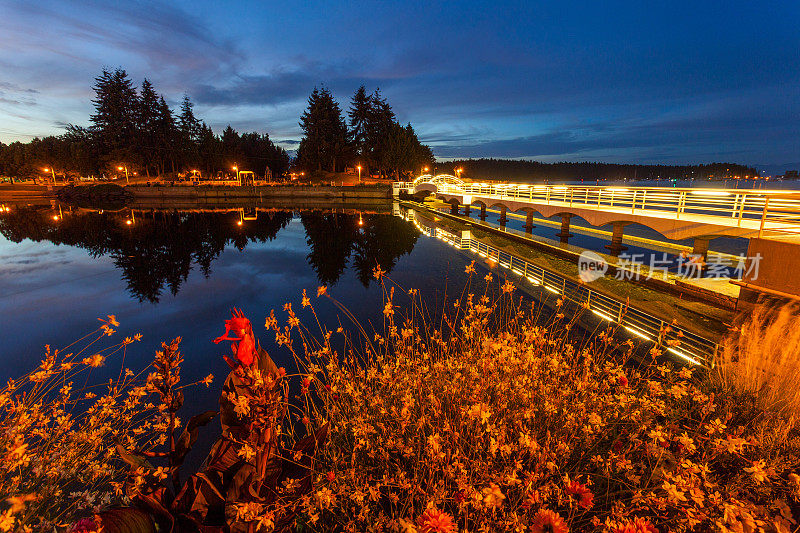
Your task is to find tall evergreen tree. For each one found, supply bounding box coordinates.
[90,68,139,169]
[348,85,372,169]
[136,79,160,176]
[298,87,348,172]
[178,94,200,168]
[155,96,178,175]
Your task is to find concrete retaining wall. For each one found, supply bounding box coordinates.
[126,184,392,200]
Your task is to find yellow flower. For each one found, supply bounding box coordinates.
[744,460,769,484]
[482,483,505,509]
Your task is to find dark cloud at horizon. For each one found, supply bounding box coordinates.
[0,0,798,167]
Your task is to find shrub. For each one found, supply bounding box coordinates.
[281,266,800,532]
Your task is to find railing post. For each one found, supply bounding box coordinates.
[631,190,637,214]
[738,194,746,226]
[641,190,647,210]
[546,188,551,204]
[676,191,686,219]
[759,197,770,238]
[569,188,574,206]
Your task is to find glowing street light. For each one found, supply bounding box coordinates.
[43,167,56,185]
[117,165,129,184]
[357,164,362,184]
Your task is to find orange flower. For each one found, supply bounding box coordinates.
[531,509,568,533]
[417,508,456,533]
[214,308,256,366]
[614,517,659,533]
[565,479,594,509]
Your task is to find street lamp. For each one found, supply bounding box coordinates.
[357,164,362,184]
[117,165,129,184]
[423,166,429,177]
[233,165,240,186]
[43,167,56,185]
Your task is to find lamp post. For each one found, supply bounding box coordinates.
[357,164,362,184]
[233,165,240,186]
[423,166,429,177]
[43,167,56,186]
[117,166,129,184]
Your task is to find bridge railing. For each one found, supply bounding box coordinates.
[430,183,800,237]
[401,208,717,365]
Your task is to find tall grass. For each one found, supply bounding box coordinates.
[715,302,800,424]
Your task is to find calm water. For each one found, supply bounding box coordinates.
[0,205,501,389]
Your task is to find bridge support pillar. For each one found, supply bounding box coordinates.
[692,237,710,263]
[556,214,573,243]
[463,204,471,216]
[450,202,459,215]
[498,206,508,227]
[524,211,535,233]
[605,222,629,256]
[480,204,486,220]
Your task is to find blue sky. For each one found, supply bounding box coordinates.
[1,0,798,166]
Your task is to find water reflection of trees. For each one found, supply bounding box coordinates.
[0,208,419,301]
[301,213,418,287]
[0,208,292,303]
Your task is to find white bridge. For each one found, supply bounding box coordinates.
[394,174,800,303]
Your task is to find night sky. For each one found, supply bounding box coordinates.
[1,0,798,167]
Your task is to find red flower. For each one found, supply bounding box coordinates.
[566,479,594,509]
[531,509,568,533]
[214,308,256,366]
[69,518,100,533]
[417,508,456,533]
[615,517,659,533]
[618,374,629,387]
[326,471,336,482]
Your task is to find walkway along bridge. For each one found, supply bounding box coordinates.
[394,175,800,304]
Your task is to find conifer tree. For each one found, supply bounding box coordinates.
[298,87,349,172]
[90,68,139,169]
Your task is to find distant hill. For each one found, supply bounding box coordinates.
[440,158,759,182]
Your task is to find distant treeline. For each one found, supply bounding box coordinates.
[444,159,759,182]
[0,68,289,180]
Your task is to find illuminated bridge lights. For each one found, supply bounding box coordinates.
[403,207,713,366]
